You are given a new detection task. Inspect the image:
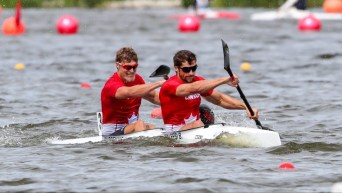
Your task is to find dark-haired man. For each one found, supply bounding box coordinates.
[159,50,259,132]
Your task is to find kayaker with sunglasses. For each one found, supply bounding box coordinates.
[159,50,259,132]
[101,47,165,136]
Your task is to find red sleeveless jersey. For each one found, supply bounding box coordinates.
[101,73,145,124]
[159,75,213,125]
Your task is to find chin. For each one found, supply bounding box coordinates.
[185,77,194,83]
[125,75,135,83]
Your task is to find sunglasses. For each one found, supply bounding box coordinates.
[179,65,197,73]
[120,63,138,71]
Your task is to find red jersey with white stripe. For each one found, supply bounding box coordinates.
[159,75,213,126]
[101,73,145,124]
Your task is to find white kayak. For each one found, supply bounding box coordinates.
[48,112,281,148]
[167,124,281,147]
[251,7,342,21]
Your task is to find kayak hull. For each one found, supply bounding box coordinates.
[251,8,342,20]
[169,10,240,20]
[49,124,281,148]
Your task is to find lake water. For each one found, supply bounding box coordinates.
[1,7,341,193]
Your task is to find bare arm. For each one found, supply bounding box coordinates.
[204,90,259,119]
[143,90,160,105]
[115,80,165,100]
[176,75,239,97]
[204,90,245,109]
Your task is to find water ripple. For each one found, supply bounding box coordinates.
[0,178,35,186]
[268,142,342,154]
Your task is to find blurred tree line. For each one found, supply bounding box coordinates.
[0,0,116,8]
[182,0,325,8]
[0,0,325,8]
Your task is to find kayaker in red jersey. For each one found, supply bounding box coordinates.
[159,50,259,132]
[101,47,165,136]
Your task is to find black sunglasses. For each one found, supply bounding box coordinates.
[179,65,198,73]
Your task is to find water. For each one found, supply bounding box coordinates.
[1,7,342,192]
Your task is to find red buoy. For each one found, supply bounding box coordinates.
[56,15,79,35]
[80,82,91,88]
[323,0,342,13]
[279,162,295,169]
[298,15,321,31]
[178,15,200,32]
[151,107,162,119]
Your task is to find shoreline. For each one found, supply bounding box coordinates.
[105,0,181,8]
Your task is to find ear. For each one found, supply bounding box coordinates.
[115,62,120,69]
[174,66,179,73]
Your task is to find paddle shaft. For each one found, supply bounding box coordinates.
[224,67,263,129]
[221,39,273,131]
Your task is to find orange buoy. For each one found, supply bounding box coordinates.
[2,0,25,36]
[151,107,162,119]
[178,15,200,32]
[2,16,26,35]
[323,0,342,13]
[56,15,79,35]
[298,15,321,31]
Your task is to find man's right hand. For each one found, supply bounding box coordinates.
[227,74,239,87]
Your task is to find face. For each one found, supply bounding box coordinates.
[116,60,138,83]
[175,61,197,83]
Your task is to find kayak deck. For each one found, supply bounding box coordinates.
[48,112,281,147]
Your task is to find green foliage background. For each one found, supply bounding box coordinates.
[182,0,325,8]
[0,0,116,8]
[0,0,325,8]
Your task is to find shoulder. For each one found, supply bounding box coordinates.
[102,73,123,96]
[135,74,145,84]
[104,77,122,90]
[164,75,181,86]
[104,73,119,86]
[194,76,206,81]
[161,76,179,92]
[106,73,121,82]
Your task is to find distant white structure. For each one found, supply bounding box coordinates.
[108,0,181,8]
[193,0,210,10]
[251,0,342,20]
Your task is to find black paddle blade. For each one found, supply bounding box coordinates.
[149,65,170,80]
[221,39,233,77]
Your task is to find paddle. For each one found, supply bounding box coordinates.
[221,39,273,131]
[149,65,170,80]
